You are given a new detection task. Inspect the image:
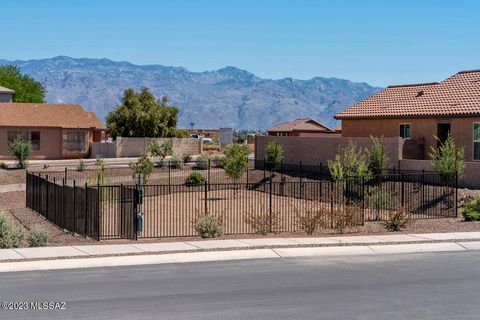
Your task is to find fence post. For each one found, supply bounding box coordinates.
[97,183,101,241]
[168,161,171,194]
[455,171,458,217]
[204,181,208,214]
[299,161,303,183]
[280,160,284,182]
[208,159,211,190]
[361,176,365,225]
[320,162,323,180]
[46,175,49,220]
[53,177,56,224]
[65,167,68,184]
[269,178,273,233]
[263,159,266,192]
[73,179,77,233]
[62,178,65,229]
[85,182,88,238]
[401,173,405,207]
[330,180,334,229]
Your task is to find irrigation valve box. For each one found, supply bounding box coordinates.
[136,212,144,232]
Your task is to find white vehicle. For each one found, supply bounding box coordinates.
[202,137,213,143]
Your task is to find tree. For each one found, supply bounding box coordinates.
[148,140,173,159]
[264,140,283,172]
[8,139,32,169]
[106,87,180,139]
[223,144,250,183]
[328,140,371,181]
[367,136,389,178]
[129,154,154,184]
[429,133,465,181]
[0,65,45,102]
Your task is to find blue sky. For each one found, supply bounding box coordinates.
[1,0,479,86]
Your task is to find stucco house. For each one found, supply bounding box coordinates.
[0,102,105,159]
[268,118,339,137]
[0,86,14,102]
[335,69,480,162]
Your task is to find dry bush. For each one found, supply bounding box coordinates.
[333,202,363,233]
[383,207,411,231]
[245,208,280,235]
[294,204,328,235]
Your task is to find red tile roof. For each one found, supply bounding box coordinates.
[0,103,104,129]
[335,70,480,119]
[268,118,335,133]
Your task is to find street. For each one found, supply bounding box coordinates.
[0,251,479,319]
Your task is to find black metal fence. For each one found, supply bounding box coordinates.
[26,170,457,240]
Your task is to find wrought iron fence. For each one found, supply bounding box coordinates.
[26,170,457,240]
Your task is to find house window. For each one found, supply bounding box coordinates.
[30,132,40,150]
[399,123,411,139]
[66,131,86,151]
[474,123,480,160]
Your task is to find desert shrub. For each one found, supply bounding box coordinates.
[94,156,104,167]
[129,154,154,184]
[265,140,283,172]
[367,188,393,211]
[0,162,7,169]
[169,153,184,169]
[185,172,206,186]
[196,153,210,170]
[328,140,371,182]
[223,144,249,182]
[28,226,48,247]
[77,159,86,171]
[194,213,223,238]
[462,197,480,221]
[183,154,192,164]
[8,138,32,169]
[334,202,362,233]
[149,140,173,159]
[383,207,411,231]
[0,211,24,248]
[212,154,226,168]
[86,164,113,186]
[245,209,280,235]
[295,206,327,235]
[429,133,465,182]
[368,136,389,178]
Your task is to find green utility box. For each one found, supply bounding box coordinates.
[136,212,144,232]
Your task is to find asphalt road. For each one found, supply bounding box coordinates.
[1,251,479,320]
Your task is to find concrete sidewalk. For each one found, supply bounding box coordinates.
[1,231,480,264]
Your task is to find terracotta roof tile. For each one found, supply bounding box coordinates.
[0,103,104,129]
[335,70,480,119]
[268,118,335,132]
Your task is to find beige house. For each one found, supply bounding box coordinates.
[268,118,339,137]
[335,69,480,162]
[0,102,104,159]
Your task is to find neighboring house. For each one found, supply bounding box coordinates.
[335,69,480,161]
[0,86,14,102]
[0,102,104,159]
[268,118,339,137]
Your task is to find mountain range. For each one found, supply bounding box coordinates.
[0,56,382,130]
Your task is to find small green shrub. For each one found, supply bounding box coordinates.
[368,135,389,178]
[429,133,465,181]
[129,154,154,184]
[196,153,210,170]
[185,172,206,186]
[77,159,86,171]
[367,189,393,211]
[265,140,283,172]
[194,213,223,238]
[223,144,249,182]
[28,226,48,247]
[94,156,104,167]
[149,140,173,159]
[462,197,480,221]
[8,138,32,169]
[0,211,24,248]
[0,162,7,170]
[328,140,371,181]
[212,154,226,168]
[169,153,184,169]
[383,207,411,231]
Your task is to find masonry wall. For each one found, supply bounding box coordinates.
[341,117,480,161]
[90,137,203,158]
[255,135,402,168]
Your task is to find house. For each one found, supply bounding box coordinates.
[335,69,480,162]
[0,86,14,102]
[0,102,105,159]
[268,118,339,137]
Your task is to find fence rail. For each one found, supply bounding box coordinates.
[26,170,457,240]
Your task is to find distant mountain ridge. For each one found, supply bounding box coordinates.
[0,56,382,130]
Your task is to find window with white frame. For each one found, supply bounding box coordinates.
[399,123,411,139]
[474,123,480,160]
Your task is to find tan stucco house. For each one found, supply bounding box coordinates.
[335,69,480,162]
[0,101,105,159]
[268,118,339,137]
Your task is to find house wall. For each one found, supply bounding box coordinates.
[255,135,402,168]
[341,117,480,161]
[268,131,340,137]
[0,126,63,159]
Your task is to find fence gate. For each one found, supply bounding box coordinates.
[120,185,136,239]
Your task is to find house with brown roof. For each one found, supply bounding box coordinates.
[335,70,480,162]
[268,118,339,137]
[0,101,105,159]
